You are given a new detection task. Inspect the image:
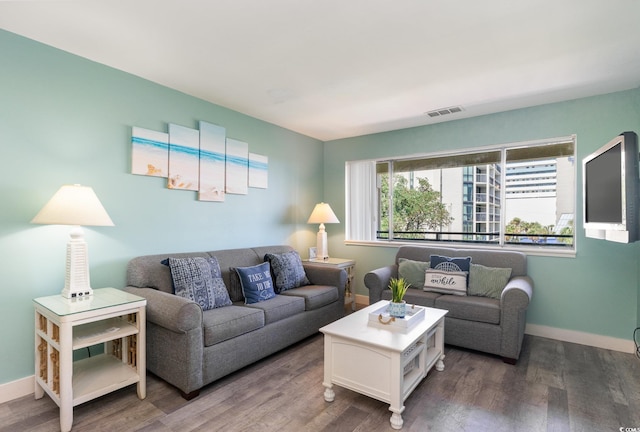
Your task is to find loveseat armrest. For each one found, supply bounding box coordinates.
[123,286,202,332]
[501,275,533,309]
[500,275,534,361]
[303,265,347,295]
[364,265,399,305]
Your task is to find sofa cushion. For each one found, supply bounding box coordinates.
[468,263,512,300]
[167,257,217,310]
[424,269,468,296]
[280,285,338,310]
[435,294,500,325]
[382,288,441,308]
[264,251,310,292]
[202,305,265,346]
[398,258,430,289]
[243,294,305,324]
[234,262,276,304]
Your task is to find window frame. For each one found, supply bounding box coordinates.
[345,135,577,257]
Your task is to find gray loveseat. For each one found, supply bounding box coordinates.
[124,245,346,399]
[364,245,533,363]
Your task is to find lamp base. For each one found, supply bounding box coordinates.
[316,225,329,260]
[61,225,94,299]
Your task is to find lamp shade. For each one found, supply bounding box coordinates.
[307,202,340,224]
[31,184,114,227]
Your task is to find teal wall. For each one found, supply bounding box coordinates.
[0,30,323,384]
[325,88,640,342]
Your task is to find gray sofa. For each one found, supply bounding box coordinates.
[124,245,346,399]
[364,245,533,363]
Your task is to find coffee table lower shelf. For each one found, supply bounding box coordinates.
[320,301,447,430]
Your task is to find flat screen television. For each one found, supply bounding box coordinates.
[583,131,640,243]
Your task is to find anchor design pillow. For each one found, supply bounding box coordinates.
[423,255,471,296]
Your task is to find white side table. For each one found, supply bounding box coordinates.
[306,257,356,311]
[33,288,146,432]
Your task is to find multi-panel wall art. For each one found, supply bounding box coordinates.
[131,121,268,202]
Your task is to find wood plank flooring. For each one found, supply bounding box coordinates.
[2,333,640,432]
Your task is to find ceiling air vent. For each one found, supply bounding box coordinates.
[426,106,463,118]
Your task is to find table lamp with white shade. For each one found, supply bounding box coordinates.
[307,202,340,260]
[31,184,114,299]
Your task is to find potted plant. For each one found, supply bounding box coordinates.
[388,277,410,318]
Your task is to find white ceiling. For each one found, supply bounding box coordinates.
[1,0,640,141]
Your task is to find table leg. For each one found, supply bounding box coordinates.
[389,406,405,430]
[323,385,335,402]
[136,308,146,400]
[436,353,445,371]
[435,319,445,372]
[59,322,73,432]
[34,312,44,400]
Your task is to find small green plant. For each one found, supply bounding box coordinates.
[389,277,411,303]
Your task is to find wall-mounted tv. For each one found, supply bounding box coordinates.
[583,131,639,243]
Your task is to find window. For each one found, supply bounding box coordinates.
[346,136,575,250]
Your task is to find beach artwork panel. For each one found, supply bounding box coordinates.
[198,121,227,202]
[131,127,169,177]
[168,123,200,191]
[225,138,249,195]
[249,153,268,189]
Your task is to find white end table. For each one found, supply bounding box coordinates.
[320,300,447,430]
[34,288,146,432]
[306,257,356,310]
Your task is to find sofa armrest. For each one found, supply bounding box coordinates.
[123,286,202,332]
[500,275,534,360]
[124,286,204,396]
[364,265,399,304]
[303,265,347,296]
[501,275,533,309]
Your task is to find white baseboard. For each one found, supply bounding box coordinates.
[525,323,635,354]
[0,375,34,404]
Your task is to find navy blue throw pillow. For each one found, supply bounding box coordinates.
[429,255,472,273]
[235,262,276,304]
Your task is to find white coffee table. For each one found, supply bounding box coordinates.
[320,300,447,430]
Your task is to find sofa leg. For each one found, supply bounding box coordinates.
[180,389,200,400]
[502,357,517,365]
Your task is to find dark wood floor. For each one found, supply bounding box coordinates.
[3,332,640,432]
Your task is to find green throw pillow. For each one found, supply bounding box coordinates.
[468,263,512,299]
[398,258,430,290]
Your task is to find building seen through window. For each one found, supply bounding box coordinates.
[346,137,575,249]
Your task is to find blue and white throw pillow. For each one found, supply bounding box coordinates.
[235,261,276,304]
[167,257,217,310]
[207,256,233,308]
[264,251,309,293]
[163,257,232,309]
